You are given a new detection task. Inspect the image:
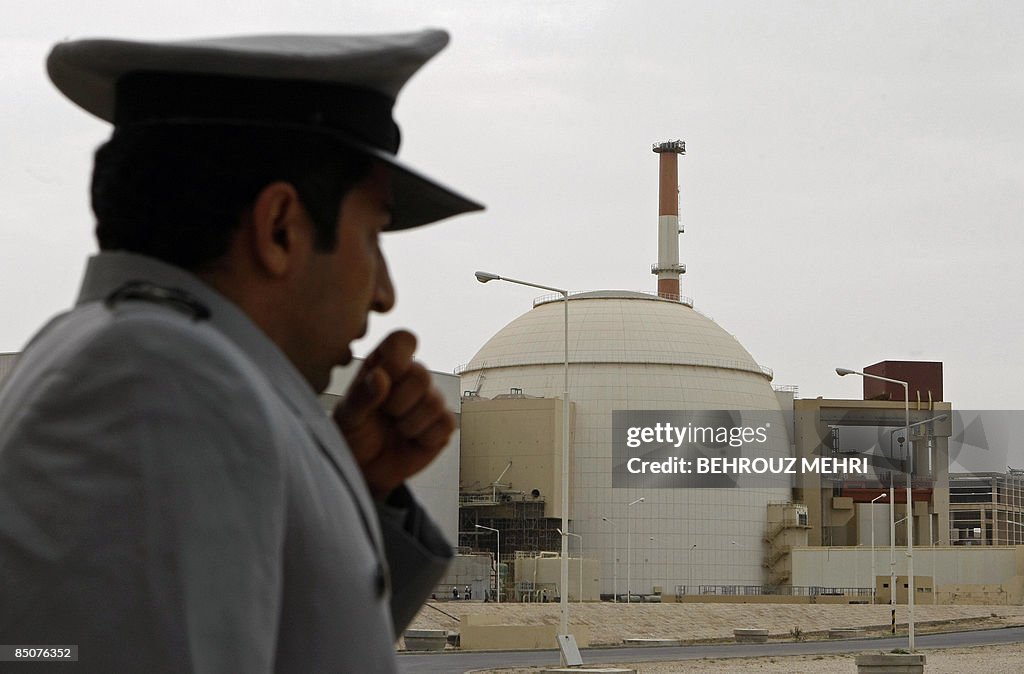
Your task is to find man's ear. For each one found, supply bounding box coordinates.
[248,181,309,277]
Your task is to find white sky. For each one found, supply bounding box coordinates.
[3,1,1023,411]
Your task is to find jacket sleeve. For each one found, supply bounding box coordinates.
[376,485,453,634]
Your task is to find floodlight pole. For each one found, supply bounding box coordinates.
[476,271,573,656]
[602,517,619,602]
[870,493,888,604]
[626,497,644,603]
[837,367,914,651]
[475,524,500,603]
[559,529,584,602]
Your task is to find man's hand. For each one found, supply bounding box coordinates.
[333,330,456,501]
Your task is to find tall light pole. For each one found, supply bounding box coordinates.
[558,529,583,602]
[688,543,697,596]
[475,524,500,603]
[626,497,645,603]
[870,493,888,604]
[476,271,573,647]
[838,367,914,650]
[602,517,619,602]
[890,414,945,609]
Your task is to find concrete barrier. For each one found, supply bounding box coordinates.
[733,628,769,643]
[622,638,681,647]
[828,627,867,639]
[403,629,447,651]
[855,653,926,673]
[542,669,636,674]
[459,615,591,650]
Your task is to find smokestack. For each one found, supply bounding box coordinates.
[651,139,686,301]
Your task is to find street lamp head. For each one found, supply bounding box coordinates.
[475,270,500,284]
[836,367,857,377]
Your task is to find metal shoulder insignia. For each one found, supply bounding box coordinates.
[105,281,211,321]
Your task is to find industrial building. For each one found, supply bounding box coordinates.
[458,141,793,598]
[454,143,1024,605]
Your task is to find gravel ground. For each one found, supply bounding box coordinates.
[605,643,1024,672]
[484,642,1024,672]
[409,602,1024,672]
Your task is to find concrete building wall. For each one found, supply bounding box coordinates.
[791,545,1024,604]
[435,553,492,601]
[514,554,601,601]
[460,397,573,519]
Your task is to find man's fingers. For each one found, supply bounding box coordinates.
[335,367,389,432]
[373,330,417,380]
[394,388,449,438]
[334,330,417,431]
[384,363,432,417]
[415,412,457,450]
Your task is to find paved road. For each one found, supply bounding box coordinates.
[397,625,1024,673]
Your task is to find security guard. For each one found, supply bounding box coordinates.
[0,30,481,672]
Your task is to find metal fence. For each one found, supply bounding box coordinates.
[675,584,872,599]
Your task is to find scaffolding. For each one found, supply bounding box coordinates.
[949,471,1024,546]
[458,491,563,565]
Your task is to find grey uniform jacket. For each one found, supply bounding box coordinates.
[0,251,452,672]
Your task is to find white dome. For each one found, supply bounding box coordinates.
[461,291,790,594]
[463,290,771,385]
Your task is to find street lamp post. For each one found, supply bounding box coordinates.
[475,524,500,603]
[558,529,583,603]
[626,497,645,603]
[687,543,697,596]
[838,367,914,651]
[477,271,573,651]
[890,414,946,609]
[870,493,888,604]
[602,518,619,602]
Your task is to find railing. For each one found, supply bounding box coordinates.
[458,494,500,506]
[531,289,694,308]
[675,584,872,599]
[456,353,773,379]
[762,545,791,568]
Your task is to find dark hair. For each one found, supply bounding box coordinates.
[91,125,372,270]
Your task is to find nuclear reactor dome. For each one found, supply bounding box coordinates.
[459,290,791,593]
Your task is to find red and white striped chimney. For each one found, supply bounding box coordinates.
[651,139,686,301]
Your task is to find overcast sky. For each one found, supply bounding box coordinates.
[3,1,1022,412]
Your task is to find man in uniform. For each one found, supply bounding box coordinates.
[0,30,481,672]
